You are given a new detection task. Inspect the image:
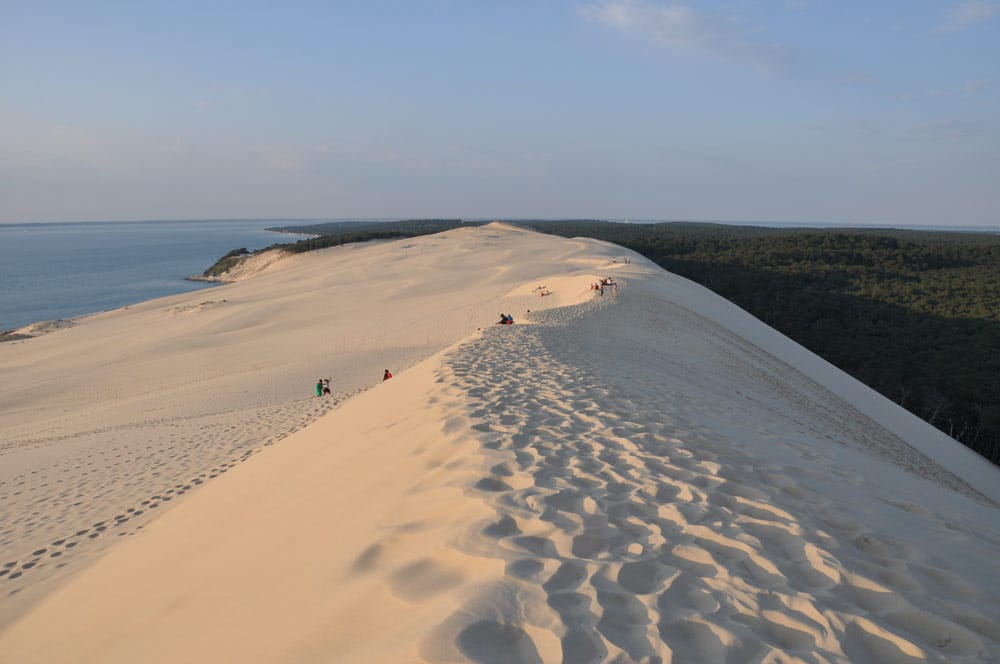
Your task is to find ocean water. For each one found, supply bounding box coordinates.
[0,220,299,331]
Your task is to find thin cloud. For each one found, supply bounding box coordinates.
[942,1,1000,31]
[578,1,791,73]
[908,120,990,140]
[190,86,267,111]
[784,0,824,11]
[964,78,991,93]
[931,78,992,97]
[258,146,307,172]
[1,126,111,169]
[831,71,880,88]
[894,79,991,102]
[809,119,883,137]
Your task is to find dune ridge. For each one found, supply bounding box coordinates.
[0,223,608,627]
[1,224,998,662]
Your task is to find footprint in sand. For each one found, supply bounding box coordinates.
[455,620,543,664]
[388,559,464,603]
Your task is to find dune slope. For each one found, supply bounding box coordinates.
[0,223,611,625]
[1,224,998,662]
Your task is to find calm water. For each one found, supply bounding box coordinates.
[0,220,298,330]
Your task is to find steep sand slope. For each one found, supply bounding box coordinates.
[2,224,998,662]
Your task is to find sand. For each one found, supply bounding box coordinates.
[1,223,997,662]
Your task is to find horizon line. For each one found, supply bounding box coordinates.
[1,217,998,233]
[0,215,1000,230]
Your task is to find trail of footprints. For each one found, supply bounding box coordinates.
[390,307,996,662]
[0,392,351,595]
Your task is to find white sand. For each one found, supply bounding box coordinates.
[1,223,998,662]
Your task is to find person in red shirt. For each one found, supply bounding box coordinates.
[383,369,393,381]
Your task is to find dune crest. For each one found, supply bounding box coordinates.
[1,225,997,662]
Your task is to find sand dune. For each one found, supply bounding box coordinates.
[1,223,998,662]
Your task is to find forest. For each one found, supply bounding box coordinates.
[208,219,1000,466]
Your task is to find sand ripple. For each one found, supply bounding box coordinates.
[406,292,1000,662]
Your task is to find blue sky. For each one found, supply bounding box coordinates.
[1,1,998,225]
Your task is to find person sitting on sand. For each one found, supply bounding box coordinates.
[497,313,512,325]
[383,369,393,381]
[321,378,331,396]
[315,379,323,397]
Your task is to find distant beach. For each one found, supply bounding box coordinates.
[0,220,296,331]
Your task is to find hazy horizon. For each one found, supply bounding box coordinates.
[2,217,997,233]
[2,1,998,226]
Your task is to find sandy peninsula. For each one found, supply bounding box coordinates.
[1,223,997,662]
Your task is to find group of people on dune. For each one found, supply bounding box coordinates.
[591,277,617,296]
[315,275,623,398]
[316,276,621,397]
[315,369,392,397]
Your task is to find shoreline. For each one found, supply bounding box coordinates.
[0,220,310,333]
[183,274,228,283]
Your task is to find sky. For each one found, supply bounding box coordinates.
[1,1,998,226]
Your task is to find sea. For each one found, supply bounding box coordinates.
[0,220,307,331]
